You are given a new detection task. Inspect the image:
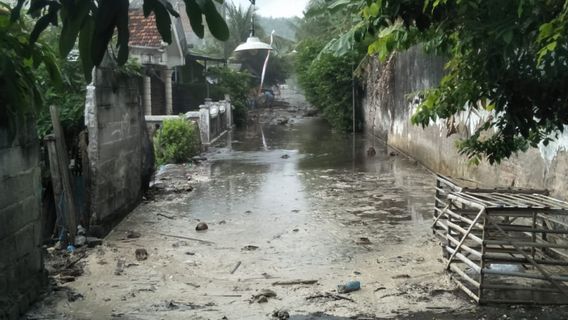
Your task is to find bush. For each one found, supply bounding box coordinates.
[154,118,201,165]
[295,39,360,131]
[209,67,253,127]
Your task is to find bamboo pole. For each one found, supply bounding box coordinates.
[446,207,486,270]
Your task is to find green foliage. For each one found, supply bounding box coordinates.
[209,67,253,127]
[154,118,201,165]
[293,1,366,132]
[0,3,62,129]
[12,0,229,81]
[329,0,568,163]
[295,39,357,131]
[35,55,86,139]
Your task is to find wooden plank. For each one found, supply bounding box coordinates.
[451,277,479,303]
[446,208,486,269]
[483,268,568,282]
[50,105,78,244]
[45,135,65,239]
[449,263,480,288]
[445,246,481,273]
[489,221,568,298]
[447,221,483,244]
[484,239,568,250]
[483,284,562,293]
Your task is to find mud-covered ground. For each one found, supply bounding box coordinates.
[26,88,568,319]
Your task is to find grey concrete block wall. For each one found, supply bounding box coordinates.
[363,47,568,199]
[86,68,151,224]
[0,123,46,319]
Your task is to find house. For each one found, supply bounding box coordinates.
[128,9,185,115]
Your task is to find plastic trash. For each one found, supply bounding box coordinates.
[337,280,361,293]
[75,235,87,247]
[67,245,76,253]
[77,225,87,236]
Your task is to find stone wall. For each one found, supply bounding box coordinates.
[86,68,153,225]
[362,46,568,199]
[0,123,45,319]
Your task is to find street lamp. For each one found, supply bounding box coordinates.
[234,0,272,52]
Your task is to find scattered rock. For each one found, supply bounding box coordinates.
[281,154,290,159]
[67,291,84,302]
[196,222,209,231]
[251,289,277,303]
[356,237,372,245]
[126,231,141,239]
[389,151,399,156]
[86,237,103,248]
[185,251,195,256]
[75,235,87,247]
[218,220,227,225]
[276,117,289,125]
[293,229,299,232]
[242,245,259,251]
[392,274,411,279]
[272,310,290,319]
[115,258,126,275]
[135,248,148,261]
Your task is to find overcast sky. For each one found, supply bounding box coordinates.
[230,0,309,18]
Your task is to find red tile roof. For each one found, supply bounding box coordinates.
[129,10,163,48]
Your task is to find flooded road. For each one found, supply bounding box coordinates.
[27,105,568,319]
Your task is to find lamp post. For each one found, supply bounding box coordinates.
[233,0,272,52]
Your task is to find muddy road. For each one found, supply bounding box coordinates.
[27,95,568,319]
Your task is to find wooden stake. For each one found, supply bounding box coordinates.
[49,105,78,244]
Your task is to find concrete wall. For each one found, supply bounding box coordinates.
[86,68,153,225]
[0,123,45,319]
[362,46,568,198]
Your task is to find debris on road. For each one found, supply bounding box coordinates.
[196,222,209,231]
[272,280,318,286]
[126,231,141,239]
[230,261,242,274]
[356,237,372,245]
[250,289,277,304]
[306,292,354,303]
[159,233,215,245]
[242,245,259,251]
[272,309,290,319]
[337,280,361,293]
[135,248,148,261]
[157,213,175,220]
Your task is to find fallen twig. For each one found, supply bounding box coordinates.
[272,279,318,286]
[230,261,242,274]
[55,253,87,274]
[157,213,175,220]
[159,233,215,245]
[306,293,354,302]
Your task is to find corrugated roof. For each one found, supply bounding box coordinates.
[129,9,163,48]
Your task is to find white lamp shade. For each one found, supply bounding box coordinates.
[234,37,273,52]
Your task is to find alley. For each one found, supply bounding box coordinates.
[27,101,566,319]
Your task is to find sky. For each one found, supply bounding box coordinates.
[230,0,310,18]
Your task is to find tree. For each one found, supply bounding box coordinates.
[0,3,61,128]
[292,0,366,131]
[331,0,568,164]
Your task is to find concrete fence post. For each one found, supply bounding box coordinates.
[199,104,211,145]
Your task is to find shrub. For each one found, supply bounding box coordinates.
[154,118,201,165]
[295,39,360,131]
[209,67,253,127]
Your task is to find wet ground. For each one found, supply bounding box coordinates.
[27,94,568,319]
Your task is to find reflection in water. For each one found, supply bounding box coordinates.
[188,118,434,245]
